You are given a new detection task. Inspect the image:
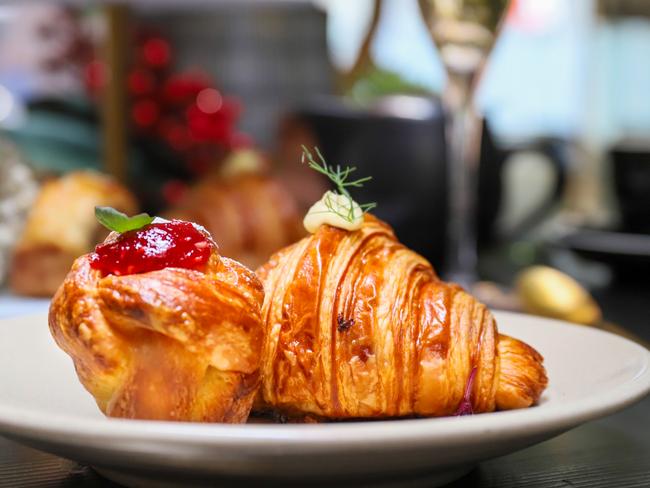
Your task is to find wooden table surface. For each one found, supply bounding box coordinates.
[1,284,648,487]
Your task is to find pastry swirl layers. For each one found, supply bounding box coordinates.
[256,215,547,419]
[49,248,264,422]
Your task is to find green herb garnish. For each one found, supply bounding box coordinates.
[301,146,376,222]
[95,206,154,233]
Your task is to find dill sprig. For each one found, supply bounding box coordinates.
[301,145,377,222]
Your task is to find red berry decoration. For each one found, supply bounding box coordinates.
[90,220,214,276]
[132,99,160,128]
[142,37,171,68]
[229,132,253,149]
[163,73,210,105]
[128,69,156,96]
[161,121,192,151]
[84,28,251,191]
[196,88,223,114]
[162,180,189,205]
[84,60,106,94]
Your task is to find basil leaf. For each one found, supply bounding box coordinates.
[95,206,154,233]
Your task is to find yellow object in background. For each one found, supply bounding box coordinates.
[219,149,267,180]
[516,266,602,326]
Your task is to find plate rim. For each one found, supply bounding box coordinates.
[0,311,649,452]
[559,229,650,257]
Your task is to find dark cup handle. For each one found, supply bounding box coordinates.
[496,138,568,242]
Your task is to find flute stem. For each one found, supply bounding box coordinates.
[445,75,482,288]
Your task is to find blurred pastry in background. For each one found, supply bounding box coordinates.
[0,140,38,286]
[10,171,137,297]
[274,115,329,212]
[473,266,603,327]
[166,149,305,270]
[516,265,602,326]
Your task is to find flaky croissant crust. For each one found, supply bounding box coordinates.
[256,215,548,419]
[49,248,264,422]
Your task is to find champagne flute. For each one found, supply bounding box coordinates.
[426,0,509,286]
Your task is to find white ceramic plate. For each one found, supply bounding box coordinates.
[0,312,648,487]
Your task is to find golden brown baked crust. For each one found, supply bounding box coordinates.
[10,171,138,296]
[49,247,265,423]
[255,215,548,419]
[167,174,304,270]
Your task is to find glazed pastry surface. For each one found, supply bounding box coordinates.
[256,215,548,419]
[49,241,264,422]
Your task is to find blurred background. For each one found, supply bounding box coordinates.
[0,0,648,340]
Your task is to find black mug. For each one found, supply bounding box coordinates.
[478,124,569,244]
[296,95,567,272]
[610,143,650,234]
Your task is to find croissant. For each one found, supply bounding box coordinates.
[167,173,304,270]
[256,215,548,419]
[49,220,264,422]
[11,171,137,297]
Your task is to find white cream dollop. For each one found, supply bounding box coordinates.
[303,191,363,233]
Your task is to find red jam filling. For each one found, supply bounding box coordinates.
[90,220,214,276]
[453,366,477,416]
